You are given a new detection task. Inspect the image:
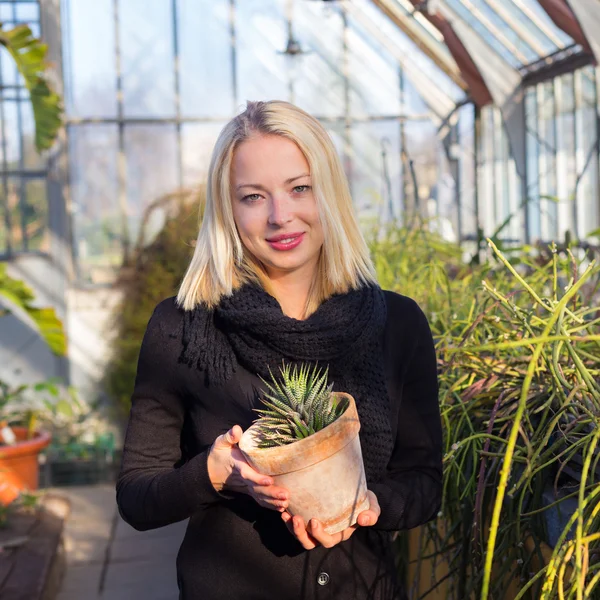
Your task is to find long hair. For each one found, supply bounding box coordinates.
[176,100,377,316]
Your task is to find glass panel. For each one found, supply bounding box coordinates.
[555,73,575,240]
[23,178,49,251]
[347,18,401,118]
[525,87,541,241]
[576,67,600,239]
[181,122,225,188]
[0,3,14,21]
[538,81,557,241]
[486,0,564,56]
[235,0,288,103]
[479,106,495,236]
[118,0,176,118]
[293,2,344,119]
[21,99,44,170]
[457,103,476,240]
[15,3,39,21]
[2,100,20,169]
[515,0,573,48]
[61,0,118,118]
[177,0,234,118]
[124,124,179,248]
[0,45,18,88]
[351,120,402,224]
[473,2,538,63]
[69,125,121,283]
[444,0,523,69]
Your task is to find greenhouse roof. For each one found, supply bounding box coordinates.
[363,0,596,110]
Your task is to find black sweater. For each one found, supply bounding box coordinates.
[116,290,443,600]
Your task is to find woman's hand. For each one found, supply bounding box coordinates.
[281,490,381,550]
[207,425,290,512]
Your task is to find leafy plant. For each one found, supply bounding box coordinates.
[252,362,348,448]
[104,188,205,414]
[0,264,66,355]
[0,22,62,151]
[0,378,80,442]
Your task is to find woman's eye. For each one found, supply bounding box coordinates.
[242,193,261,203]
[293,185,311,193]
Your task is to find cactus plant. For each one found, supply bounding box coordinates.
[252,362,348,448]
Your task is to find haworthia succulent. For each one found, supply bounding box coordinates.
[253,362,349,448]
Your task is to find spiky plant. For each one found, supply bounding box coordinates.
[253,362,349,448]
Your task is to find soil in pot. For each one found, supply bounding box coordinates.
[239,392,369,535]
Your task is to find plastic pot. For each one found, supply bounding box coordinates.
[0,427,51,505]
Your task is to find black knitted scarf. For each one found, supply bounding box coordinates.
[179,282,393,483]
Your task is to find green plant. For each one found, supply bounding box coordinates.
[252,362,348,448]
[0,22,62,151]
[104,188,205,414]
[403,239,599,600]
[0,264,66,355]
[0,378,80,442]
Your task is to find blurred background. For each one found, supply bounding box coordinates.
[0,1,599,599]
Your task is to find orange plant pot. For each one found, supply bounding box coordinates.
[0,427,51,505]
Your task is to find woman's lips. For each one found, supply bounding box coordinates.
[266,232,305,251]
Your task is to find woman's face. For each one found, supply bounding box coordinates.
[230,134,324,282]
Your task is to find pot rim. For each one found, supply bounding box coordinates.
[0,427,52,458]
[238,392,361,475]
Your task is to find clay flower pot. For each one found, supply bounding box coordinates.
[0,427,51,505]
[239,392,369,534]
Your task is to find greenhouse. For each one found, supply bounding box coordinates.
[0,0,599,599]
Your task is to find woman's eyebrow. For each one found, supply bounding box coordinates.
[236,173,310,191]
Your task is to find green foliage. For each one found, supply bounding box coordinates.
[0,23,62,151]
[369,222,600,599]
[104,190,205,414]
[0,378,81,441]
[0,263,66,355]
[252,362,347,448]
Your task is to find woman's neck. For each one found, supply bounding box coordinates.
[267,272,315,321]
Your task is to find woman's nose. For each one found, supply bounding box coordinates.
[268,194,293,226]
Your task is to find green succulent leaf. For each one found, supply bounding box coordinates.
[253,361,344,448]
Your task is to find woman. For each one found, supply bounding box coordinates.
[116,100,442,599]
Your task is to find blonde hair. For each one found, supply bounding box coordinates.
[177,100,377,317]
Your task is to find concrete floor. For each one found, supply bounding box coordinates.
[52,484,186,600]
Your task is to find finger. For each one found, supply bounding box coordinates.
[357,490,381,527]
[215,425,242,449]
[236,462,273,487]
[292,515,318,550]
[251,485,289,501]
[367,490,381,516]
[308,519,343,548]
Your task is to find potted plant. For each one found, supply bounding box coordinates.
[0,380,77,505]
[239,362,369,534]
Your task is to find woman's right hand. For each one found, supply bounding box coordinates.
[207,425,290,512]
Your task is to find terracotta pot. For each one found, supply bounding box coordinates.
[0,427,51,505]
[239,392,369,534]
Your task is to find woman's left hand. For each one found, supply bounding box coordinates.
[281,489,380,550]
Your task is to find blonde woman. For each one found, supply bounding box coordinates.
[116,100,442,599]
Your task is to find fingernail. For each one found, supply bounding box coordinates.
[311,519,319,529]
[278,493,287,500]
[262,478,272,486]
[362,516,370,526]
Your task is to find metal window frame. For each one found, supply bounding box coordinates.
[0,0,45,256]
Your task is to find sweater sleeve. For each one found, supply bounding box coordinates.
[369,300,443,531]
[115,301,224,531]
